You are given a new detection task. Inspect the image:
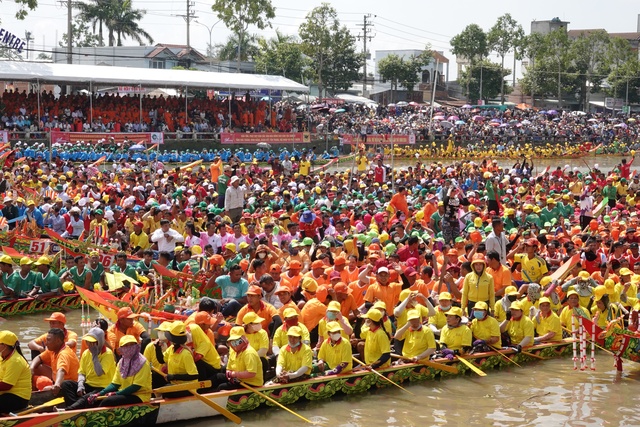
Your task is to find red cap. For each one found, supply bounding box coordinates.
[134,221,144,228]
[117,307,138,320]
[404,267,418,277]
[334,282,349,293]
[334,257,346,266]
[289,260,302,269]
[329,271,341,280]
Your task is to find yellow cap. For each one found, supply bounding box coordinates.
[504,286,519,296]
[0,331,18,346]
[0,255,14,265]
[34,256,51,266]
[119,335,138,347]
[155,321,174,332]
[510,301,523,311]
[242,312,265,325]
[326,321,342,333]
[19,257,33,266]
[169,321,187,337]
[83,333,98,343]
[473,301,489,311]
[363,309,383,322]
[407,309,421,320]
[286,326,303,337]
[283,308,298,318]
[439,292,452,301]
[228,326,246,340]
[327,301,341,312]
[447,307,464,317]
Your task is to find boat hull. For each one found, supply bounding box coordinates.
[0,294,82,317]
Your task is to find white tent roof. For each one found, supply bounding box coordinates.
[336,93,378,106]
[0,61,309,92]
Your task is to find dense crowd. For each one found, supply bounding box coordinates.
[0,134,638,415]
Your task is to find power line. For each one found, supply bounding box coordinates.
[376,16,453,39]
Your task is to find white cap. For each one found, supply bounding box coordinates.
[377,267,389,274]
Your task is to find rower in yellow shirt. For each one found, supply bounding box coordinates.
[216,326,263,391]
[533,297,563,343]
[360,309,391,369]
[499,301,534,348]
[316,322,352,375]
[273,326,313,384]
[559,290,591,330]
[394,309,436,363]
[439,307,472,355]
[469,301,502,349]
[0,331,31,414]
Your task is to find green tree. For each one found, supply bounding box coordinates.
[518,32,546,104]
[377,54,404,102]
[60,15,103,48]
[539,29,573,108]
[458,59,511,102]
[570,30,610,111]
[487,13,524,104]
[324,26,363,94]
[106,0,153,46]
[378,49,432,102]
[211,0,275,72]
[214,33,259,62]
[14,0,38,19]
[605,38,640,104]
[450,24,488,102]
[255,30,308,82]
[299,3,339,98]
[77,0,111,46]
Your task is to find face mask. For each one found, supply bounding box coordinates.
[394,236,400,242]
[326,311,337,321]
[251,324,262,332]
[508,295,517,302]
[289,340,301,348]
[119,344,140,360]
[400,216,406,221]
[157,331,166,341]
[473,310,484,320]
[330,332,341,341]
[258,253,267,259]
[439,304,451,311]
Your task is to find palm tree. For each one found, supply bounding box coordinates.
[106,0,153,46]
[77,0,112,46]
[79,0,153,46]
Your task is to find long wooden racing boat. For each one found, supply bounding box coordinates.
[0,293,83,317]
[0,340,573,427]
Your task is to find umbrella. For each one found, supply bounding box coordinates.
[396,101,408,107]
[614,123,628,128]
[335,109,346,113]
[473,115,484,121]
[628,118,637,122]
[571,111,587,116]
[521,120,531,125]
[129,144,145,151]
[433,115,445,121]
[261,96,272,101]
[329,108,337,113]
[448,115,460,121]
[547,109,558,115]
[587,118,599,123]
[257,142,271,149]
[552,117,561,122]
[489,122,500,127]
[461,104,473,109]
[490,118,501,123]
[455,120,466,125]
[499,123,509,128]
[539,110,547,115]
[408,101,420,106]
[440,121,454,128]
[387,103,396,108]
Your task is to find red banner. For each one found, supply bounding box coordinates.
[220,132,311,144]
[341,134,416,145]
[51,131,164,145]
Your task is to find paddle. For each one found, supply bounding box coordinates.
[351,356,415,395]
[521,351,548,360]
[455,356,487,377]
[153,380,213,395]
[239,381,314,424]
[150,366,241,424]
[188,391,242,425]
[488,345,523,368]
[390,353,459,374]
[15,397,65,416]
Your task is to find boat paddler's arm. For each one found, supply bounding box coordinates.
[52,367,66,395]
[519,336,533,347]
[370,351,390,370]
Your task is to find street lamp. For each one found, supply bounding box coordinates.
[195,19,221,68]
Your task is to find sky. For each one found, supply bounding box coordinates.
[4,0,640,81]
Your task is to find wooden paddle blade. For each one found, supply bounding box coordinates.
[189,391,242,424]
[456,357,487,377]
[154,380,212,394]
[17,397,65,416]
[422,360,459,374]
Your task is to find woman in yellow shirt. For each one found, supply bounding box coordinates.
[162,322,199,398]
[0,331,31,414]
[360,309,391,369]
[317,322,352,375]
[461,254,495,316]
[88,335,152,407]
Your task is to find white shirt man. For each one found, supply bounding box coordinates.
[150,219,185,252]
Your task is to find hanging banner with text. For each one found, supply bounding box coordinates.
[220,132,311,144]
[51,131,164,145]
[341,134,416,145]
[0,130,9,143]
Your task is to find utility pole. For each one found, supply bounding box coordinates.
[175,1,198,51]
[357,14,375,98]
[24,31,33,59]
[66,0,72,64]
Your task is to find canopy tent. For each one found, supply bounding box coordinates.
[0,61,309,92]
